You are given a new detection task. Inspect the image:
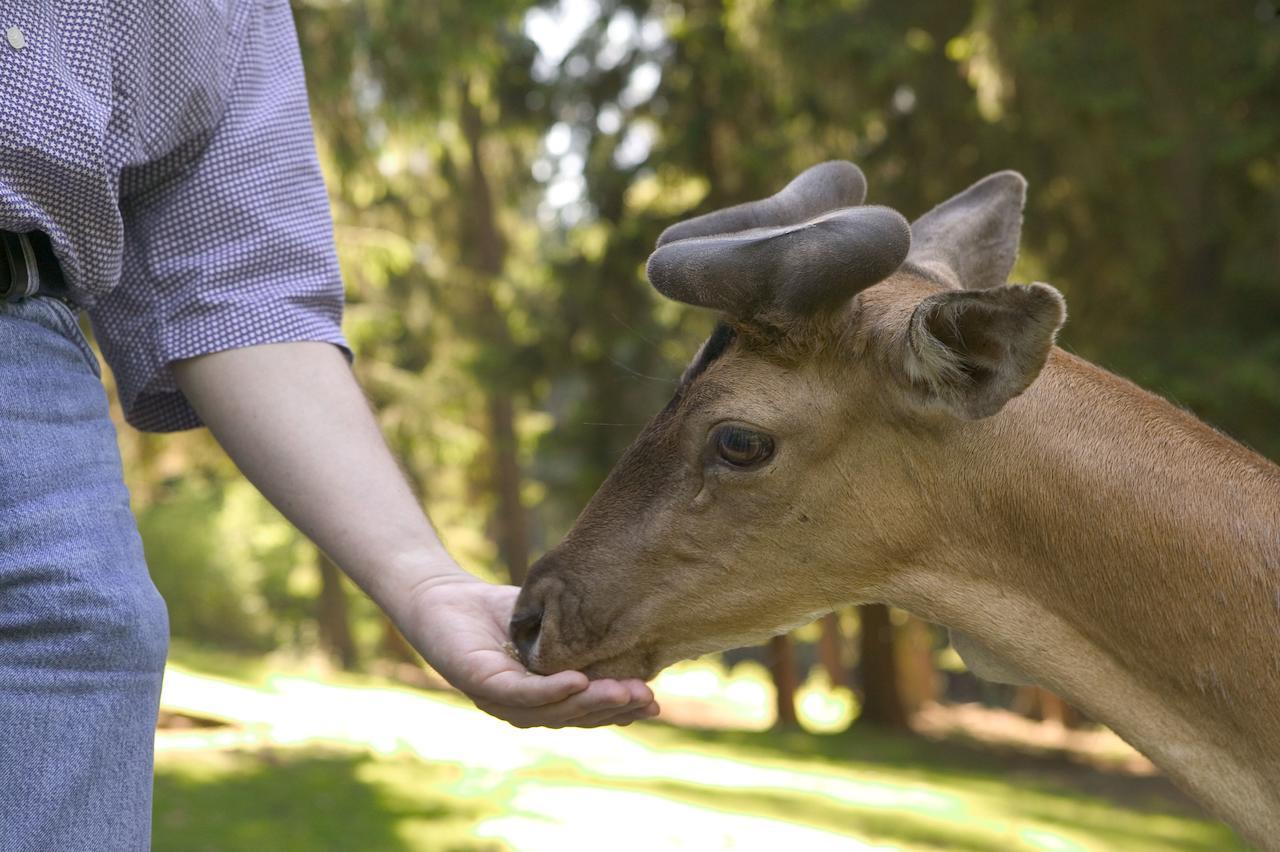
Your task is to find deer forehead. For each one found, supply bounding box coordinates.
[678,345,844,433]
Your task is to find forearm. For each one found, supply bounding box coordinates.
[171,339,657,727]
[171,341,468,618]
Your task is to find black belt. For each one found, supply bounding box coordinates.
[1,231,72,304]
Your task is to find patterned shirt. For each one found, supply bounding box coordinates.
[0,0,349,432]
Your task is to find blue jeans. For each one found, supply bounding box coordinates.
[0,297,169,851]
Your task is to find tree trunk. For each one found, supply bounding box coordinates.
[488,393,530,584]
[857,603,910,730]
[1012,684,1036,718]
[457,78,531,586]
[317,551,358,671]
[1014,686,1086,729]
[817,612,847,688]
[768,633,799,728]
[895,614,939,715]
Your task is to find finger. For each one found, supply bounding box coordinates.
[564,701,662,729]
[563,686,656,722]
[481,698,659,731]
[561,691,653,726]
[562,701,659,729]
[618,679,655,705]
[472,667,590,709]
[601,700,661,723]
[552,690,660,729]
[475,679,635,728]
[619,703,662,724]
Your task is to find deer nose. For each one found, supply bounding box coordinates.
[510,606,544,667]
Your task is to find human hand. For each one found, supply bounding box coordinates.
[172,343,658,727]
[401,574,660,728]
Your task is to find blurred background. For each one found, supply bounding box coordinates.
[110,0,1277,849]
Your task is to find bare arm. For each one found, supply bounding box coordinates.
[172,341,657,727]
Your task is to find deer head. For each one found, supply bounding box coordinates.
[512,161,1066,680]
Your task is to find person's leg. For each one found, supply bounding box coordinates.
[0,296,169,852]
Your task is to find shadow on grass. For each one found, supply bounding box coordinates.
[154,748,501,852]
[652,722,1196,810]
[637,777,1011,852]
[629,723,1243,851]
[157,646,1241,850]
[637,775,1235,852]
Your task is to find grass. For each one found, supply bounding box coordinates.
[155,749,498,852]
[152,645,1243,852]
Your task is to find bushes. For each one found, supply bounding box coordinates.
[137,479,311,652]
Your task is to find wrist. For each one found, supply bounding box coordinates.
[373,546,477,620]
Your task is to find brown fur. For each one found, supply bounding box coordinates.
[517,267,1280,844]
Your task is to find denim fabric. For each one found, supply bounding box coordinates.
[0,297,169,851]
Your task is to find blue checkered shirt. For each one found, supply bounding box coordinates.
[0,0,348,431]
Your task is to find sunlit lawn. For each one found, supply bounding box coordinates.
[153,645,1241,852]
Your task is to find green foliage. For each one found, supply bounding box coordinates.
[127,0,1278,658]
[137,480,315,651]
[542,0,1280,462]
[138,486,268,651]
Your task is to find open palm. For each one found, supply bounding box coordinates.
[403,576,658,728]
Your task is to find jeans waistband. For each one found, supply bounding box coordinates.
[1,231,72,305]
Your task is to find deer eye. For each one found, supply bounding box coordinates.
[713,425,775,468]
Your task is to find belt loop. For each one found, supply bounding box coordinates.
[16,232,39,298]
[1,232,40,301]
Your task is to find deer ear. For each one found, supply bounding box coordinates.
[908,171,1025,290]
[905,283,1066,419]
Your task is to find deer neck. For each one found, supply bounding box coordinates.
[883,348,1280,844]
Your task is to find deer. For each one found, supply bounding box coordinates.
[509,161,1280,846]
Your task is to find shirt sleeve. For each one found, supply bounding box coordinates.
[89,0,350,433]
